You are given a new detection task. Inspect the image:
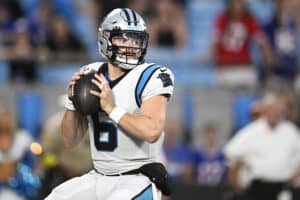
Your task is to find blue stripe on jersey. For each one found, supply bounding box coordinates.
[133,184,153,200]
[135,64,160,107]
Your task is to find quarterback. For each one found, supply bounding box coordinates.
[45,8,174,200]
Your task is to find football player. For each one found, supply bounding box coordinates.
[45,8,174,200]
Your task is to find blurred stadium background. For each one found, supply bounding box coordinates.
[1,0,300,199]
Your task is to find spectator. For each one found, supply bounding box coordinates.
[0,4,16,46]
[263,0,299,87]
[280,86,299,125]
[249,100,264,121]
[290,0,300,32]
[193,124,227,186]
[74,0,101,31]
[36,96,92,199]
[163,120,194,183]
[6,19,38,83]
[27,0,53,47]
[224,92,300,200]
[95,0,127,19]
[0,0,23,20]
[128,0,149,17]
[211,0,273,89]
[0,108,40,200]
[73,0,103,60]
[45,14,88,63]
[0,0,23,46]
[148,0,187,49]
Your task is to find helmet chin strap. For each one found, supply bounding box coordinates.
[116,56,139,65]
[108,45,141,70]
[114,57,138,70]
[108,55,137,70]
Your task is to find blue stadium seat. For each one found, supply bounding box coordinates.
[0,61,9,82]
[72,16,99,60]
[17,92,44,139]
[37,64,81,84]
[187,1,224,21]
[186,1,224,51]
[297,35,300,63]
[233,94,258,131]
[182,93,195,138]
[147,47,198,67]
[19,0,40,16]
[248,1,274,24]
[52,0,76,21]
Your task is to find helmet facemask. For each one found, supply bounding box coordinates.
[99,29,148,70]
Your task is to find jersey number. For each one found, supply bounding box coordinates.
[92,114,117,151]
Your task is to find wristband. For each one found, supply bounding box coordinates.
[109,107,127,123]
[65,97,76,111]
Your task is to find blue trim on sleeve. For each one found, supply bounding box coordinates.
[135,64,160,107]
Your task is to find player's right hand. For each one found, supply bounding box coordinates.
[68,71,85,98]
[90,73,115,114]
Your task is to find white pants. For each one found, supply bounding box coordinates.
[45,170,161,200]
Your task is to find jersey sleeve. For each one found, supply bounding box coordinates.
[141,66,174,103]
[247,15,267,44]
[223,129,251,165]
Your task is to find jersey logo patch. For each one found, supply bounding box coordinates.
[157,72,173,87]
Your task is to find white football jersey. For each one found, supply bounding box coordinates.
[80,62,174,175]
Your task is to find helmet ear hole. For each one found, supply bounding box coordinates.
[97,8,148,70]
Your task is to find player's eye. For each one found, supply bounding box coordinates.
[132,39,141,46]
[113,36,126,43]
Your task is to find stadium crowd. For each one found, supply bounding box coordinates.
[1,0,300,199]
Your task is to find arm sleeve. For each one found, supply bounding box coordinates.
[248,16,267,44]
[224,129,250,165]
[141,67,175,103]
[292,126,300,163]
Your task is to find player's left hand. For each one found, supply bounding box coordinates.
[90,73,115,114]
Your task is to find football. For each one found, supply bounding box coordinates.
[72,72,101,116]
